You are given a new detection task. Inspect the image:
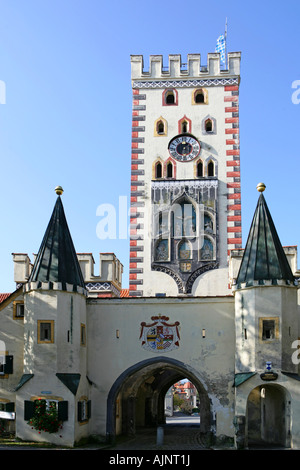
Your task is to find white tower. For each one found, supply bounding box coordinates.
[129,52,241,297]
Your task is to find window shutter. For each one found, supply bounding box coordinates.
[87,400,91,419]
[77,401,82,422]
[24,400,35,420]
[3,356,13,374]
[58,401,68,421]
[5,402,15,412]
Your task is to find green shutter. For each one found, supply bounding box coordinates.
[24,400,35,420]
[77,401,82,422]
[58,401,68,421]
[4,356,13,374]
[5,402,15,412]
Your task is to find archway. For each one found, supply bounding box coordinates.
[106,357,211,442]
[247,384,291,448]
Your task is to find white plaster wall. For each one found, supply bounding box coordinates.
[86,296,235,439]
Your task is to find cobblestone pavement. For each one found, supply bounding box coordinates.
[108,426,210,450]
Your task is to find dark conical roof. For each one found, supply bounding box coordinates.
[236,191,295,287]
[29,196,85,289]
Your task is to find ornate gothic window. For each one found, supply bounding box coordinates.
[208,160,215,177]
[196,160,203,177]
[200,238,214,260]
[154,116,168,136]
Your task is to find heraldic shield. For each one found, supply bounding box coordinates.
[140,315,180,353]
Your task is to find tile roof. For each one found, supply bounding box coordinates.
[28,196,85,289]
[236,193,295,287]
[0,293,11,304]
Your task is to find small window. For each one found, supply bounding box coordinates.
[81,324,86,346]
[205,119,213,132]
[181,121,188,133]
[166,90,175,104]
[78,399,91,423]
[156,162,162,178]
[166,161,173,178]
[163,89,178,106]
[13,301,24,319]
[193,88,208,105]
[38,320,54,343]
[197,161,203,177]
[208,161,215,177]
[157,120,164,134]
[195,91,204,103]
[262,320,275,340]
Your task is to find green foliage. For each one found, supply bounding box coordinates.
[28,399,62,434]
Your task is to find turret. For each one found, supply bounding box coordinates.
[233,183,298,375]
[16,187,89,446]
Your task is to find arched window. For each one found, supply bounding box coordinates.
[208,161,214,177]
[166,161,173,178]
[154,116,168,136]
[157,120,164,134]
[193,88,208,105]
[156,162,162,178]
[205,119,212,132]
[200,238,214,260]
[172,200,196,237]
[196,160,203,177]
[165,90,175,104]
[163,89,178,106]
[195,91,204,103]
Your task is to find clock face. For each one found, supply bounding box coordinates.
[168,135,200,162]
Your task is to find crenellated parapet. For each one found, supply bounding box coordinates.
[131,52,241,83]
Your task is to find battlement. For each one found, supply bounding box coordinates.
[131,52,241,81]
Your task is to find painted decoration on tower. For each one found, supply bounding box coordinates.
[140,315,180,353]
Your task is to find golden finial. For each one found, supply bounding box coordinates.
[55,186,64,196]
[256,182,266,193]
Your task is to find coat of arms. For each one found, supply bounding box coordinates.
[140,315,180,353]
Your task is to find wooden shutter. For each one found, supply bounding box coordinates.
[24,400,35,420]
[3,356,13,374]
[5,402,15,412]
[58,401,68,421]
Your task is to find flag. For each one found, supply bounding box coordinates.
[215,34,226,64]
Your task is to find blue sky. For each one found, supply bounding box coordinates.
[0,0,299,293]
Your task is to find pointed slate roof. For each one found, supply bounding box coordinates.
[29,189,85,289]
[236,185,295,288]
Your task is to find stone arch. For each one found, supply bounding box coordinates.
[246,383,291,448]
[106,357,212,442]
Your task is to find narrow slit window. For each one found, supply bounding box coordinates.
[157,121,164,134]
[205,119,212,132]
[166,162,173,178]
[156,162,162,178]
[208,161,214,177]
[182,121,188,133]
[197,161,203,177]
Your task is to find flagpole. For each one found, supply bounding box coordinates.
[225,18,228,69]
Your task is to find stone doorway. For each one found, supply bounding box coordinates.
[106,357,211,442]
[247,384,291,448]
